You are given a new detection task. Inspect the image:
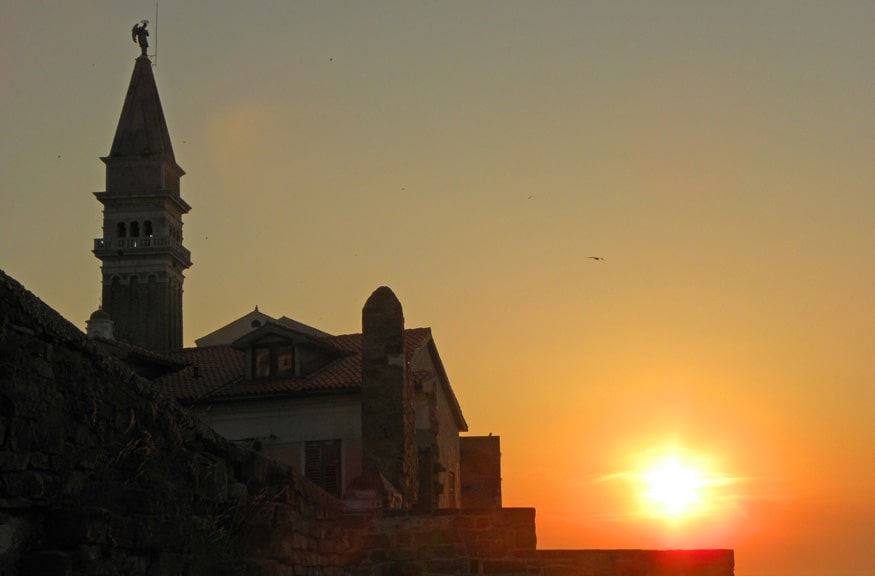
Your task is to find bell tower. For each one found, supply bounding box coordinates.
[92,54,191,353]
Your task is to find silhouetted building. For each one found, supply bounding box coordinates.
[153,290,468,511]
[86,54,492,513]
[92,54,191,353]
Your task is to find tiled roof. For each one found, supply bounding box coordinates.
[157,327,434,404]
[96,337,185,367]
[320,328,433,362]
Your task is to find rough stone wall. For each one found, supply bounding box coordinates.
[0,269,350,575]
[344,509,733,576]
[346,508,537,576]
[535,549,734,576]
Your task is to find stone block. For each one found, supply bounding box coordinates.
[29,451,50,470]
[34,415,66,455]
[134,514,164,549]
[108,514,137,548]
[412,527,455,548]
[8,420,33,452]
[482,559,528,575]
[0,451,30,471]
[422,543,465,558]
[147,551,187,576]
[385,560,425,576]
[2,470,47,499]
[46,508,107,547]
[466,533,509,559]
[21,549,73,576]
[427,557,469,575]
[450,514,478,530]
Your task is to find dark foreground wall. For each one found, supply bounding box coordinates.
[0,269,733,576]
[346,509,733,576]
[0,269,350,575]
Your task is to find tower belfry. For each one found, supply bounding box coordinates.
[92,54,191,353]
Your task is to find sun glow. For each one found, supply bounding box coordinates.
[642,456,706,518]
[606,448,740,523]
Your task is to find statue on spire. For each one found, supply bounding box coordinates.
[132,20,149,57]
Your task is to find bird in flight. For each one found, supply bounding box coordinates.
[588,256,604,261]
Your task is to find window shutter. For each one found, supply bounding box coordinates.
[305,442,323,486]
[304,440,341,497]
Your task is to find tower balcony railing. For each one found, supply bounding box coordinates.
[93,236,191,264]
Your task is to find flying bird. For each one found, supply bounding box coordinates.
[588,256,604,261]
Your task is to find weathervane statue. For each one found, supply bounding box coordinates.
[132,20,149,57]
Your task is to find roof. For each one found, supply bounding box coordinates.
[157,327,434,404]
[194,308,330,348]
[93,337,187,380]
[106,56,178,163]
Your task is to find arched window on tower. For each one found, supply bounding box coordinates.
[130,221,140,237]
[117,222,127,238]
[143,220,153,237]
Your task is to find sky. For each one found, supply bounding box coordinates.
[1,2,874,575]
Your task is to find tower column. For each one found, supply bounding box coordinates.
[92,55,191,353]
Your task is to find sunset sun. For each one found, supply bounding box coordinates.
[642,456,705,518]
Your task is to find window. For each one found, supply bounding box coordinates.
[254,347,271,378]
[252,343,295,378]
[305,440,341,497]
[130,221,140,237]
[144,220,153,237]
[276,345,293,375]
[117,222,126,238]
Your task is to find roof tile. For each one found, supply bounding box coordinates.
[157,327,433,403]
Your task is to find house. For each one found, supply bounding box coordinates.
[154,287,469,511]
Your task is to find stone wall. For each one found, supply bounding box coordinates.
[346,508,537,576]
[0,269,350,575]
[535,550,734,576]
[344,509,733,576]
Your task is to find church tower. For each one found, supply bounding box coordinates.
[92,54,191,353]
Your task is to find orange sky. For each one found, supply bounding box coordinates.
[2,3,875,575]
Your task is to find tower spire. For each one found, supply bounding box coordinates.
[92,56,191,353]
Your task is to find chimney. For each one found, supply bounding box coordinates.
[359,286,418,508]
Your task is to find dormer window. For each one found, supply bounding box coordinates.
[252,343,295,378]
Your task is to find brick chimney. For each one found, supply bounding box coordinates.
[360,286,418,507]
